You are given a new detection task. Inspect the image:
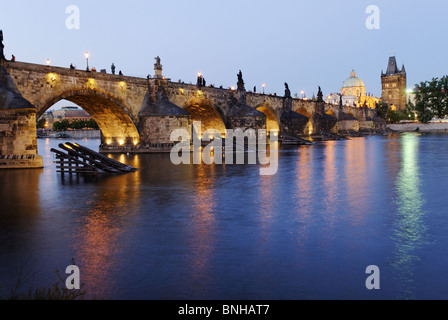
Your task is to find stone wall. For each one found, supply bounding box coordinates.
[227,115,266,132]
[0,108,43,168]
[42,129,101,139]
[139,115,191,145]
[359,121,375,131]
[388,122,448,132]
[338,120,359,133]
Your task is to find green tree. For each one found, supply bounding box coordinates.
[69,119,85,130]
[86,118,99,130]
[414,76,448,123]
[53,119,70,131]
[36,118,46,129]
[376,101,389,119]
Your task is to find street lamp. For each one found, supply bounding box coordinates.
[85,51,89,71]
[46,58,50,67]
[300,90,305,98]
[262,83,266,94]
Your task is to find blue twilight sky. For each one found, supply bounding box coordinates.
[1,0,447,101]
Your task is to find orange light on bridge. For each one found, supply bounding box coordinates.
[118,139,125,146]
[119,81,126,89]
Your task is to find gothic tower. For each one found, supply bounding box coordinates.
[381,56,407,110]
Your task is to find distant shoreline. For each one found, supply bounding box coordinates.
[37,129,100,139]
[387,123,448,133]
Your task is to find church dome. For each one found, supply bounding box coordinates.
[342,70,365,88]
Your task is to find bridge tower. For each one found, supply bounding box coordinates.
[381,56,407,110]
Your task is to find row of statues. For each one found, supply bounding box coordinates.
[0,31,323,100]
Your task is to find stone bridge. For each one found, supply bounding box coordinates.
[0,59,381,169]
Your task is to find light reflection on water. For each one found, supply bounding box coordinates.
[0,134,447,299]
[391,133,427,299]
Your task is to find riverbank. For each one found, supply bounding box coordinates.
[38,129,101,139]
[387,123,448,133]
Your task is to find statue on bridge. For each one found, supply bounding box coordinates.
[284,82,291,98]
[317,86,323,102]
[237,70,245,91]
[0,30,5,60]
[154,56,163,79]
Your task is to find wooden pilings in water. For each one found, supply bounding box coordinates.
[50,142,137,174]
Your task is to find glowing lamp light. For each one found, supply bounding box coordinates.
[119,81,125,88]
[197,72,202,78]
[231,86,235,91]
[84,51,89,59]
[118,139,125,146]
[49,73,56,82]
[106,139,113,145]
[46,58,51,66]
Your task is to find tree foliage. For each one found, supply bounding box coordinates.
[52,119,99,131]
[414,76,448,123]
[376,101,389,119]
[36,119,46,129]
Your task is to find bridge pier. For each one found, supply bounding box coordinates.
[227,75,267,133]
[0,65,43,168]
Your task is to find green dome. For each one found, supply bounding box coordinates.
[342,70,365,88]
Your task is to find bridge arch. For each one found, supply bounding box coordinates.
[40,89,140,147]
[326,108,337,117]
[183,97,227,137]
[255,104,280,135]
[294,106,311,118]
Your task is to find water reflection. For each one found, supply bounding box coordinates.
[344,138,369,226]
[186,163,217,296]
[294,147,314,253]
[391,133,427,299]
[322,141,338,232]
[72,166,141,299]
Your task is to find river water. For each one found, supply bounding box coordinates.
[0,133,448,300]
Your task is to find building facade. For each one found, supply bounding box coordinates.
[381,56,407,110]
[41,106,92,127]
